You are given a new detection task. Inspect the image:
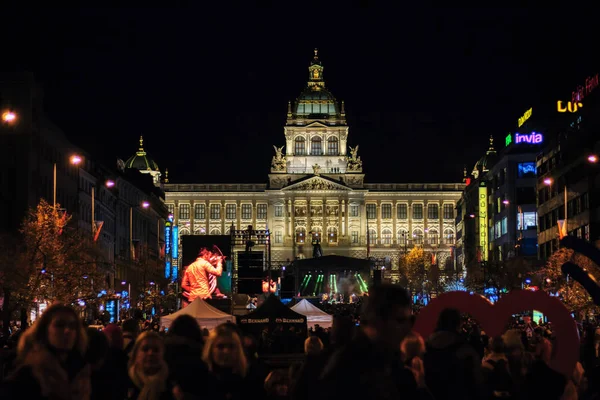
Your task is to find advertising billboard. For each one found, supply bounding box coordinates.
[479,183,488,262]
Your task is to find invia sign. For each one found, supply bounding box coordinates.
[505,132,543,147]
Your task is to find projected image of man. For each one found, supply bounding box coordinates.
[181,248,224,302]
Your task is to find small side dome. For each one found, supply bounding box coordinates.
[125,136,160,172]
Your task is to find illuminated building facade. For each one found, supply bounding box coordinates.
[1,72,169,320]
[163,51,464,285]
[456,131,541,271]
[537,72,600,258]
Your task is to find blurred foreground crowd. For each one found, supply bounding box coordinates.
[0,284,598,400]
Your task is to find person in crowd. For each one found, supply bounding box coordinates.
[423,308,484,400]
[581,326,600,396]
[242,334,269,387]
[100,323,129,399]
[318,284,419,400]
[401,331,435,399]
[163,315,208,398]
[202,323,265,400]
[126,330,180,400]
[290,336,325,400]
[481,336,514,399]
[0,303,91,399]
[469,325,486,360]
[534,327,552,365]
[86,328,111,400]
[123,318,141,358]
[264,368,291,400]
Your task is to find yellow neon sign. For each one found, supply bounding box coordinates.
[557,100,583,113]
[517,108,532,127]
[478,184,488,261]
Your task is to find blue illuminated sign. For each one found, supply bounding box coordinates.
[165,261,171,280]
[105,299,119,323]
[172,226,179,259]
[518,162,536,177]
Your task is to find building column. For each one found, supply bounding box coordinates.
[408,202,412,243]
[392,201,397,243]
[344,199,349,237]
[219,201,224,234]
[205,202,209,234]
[236,200,241,231]
[338,198,343,237]
[190,201,195,230]
[288,199,294,237]
[306,198,312,233]
[376,201,381,246]
[252,200,256,230]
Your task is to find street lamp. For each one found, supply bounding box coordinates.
[130,201,151,261]
[105,180,115,188]
[502,199,510,205]
[543,178,552,186]
[1,110,16,124]
[53,154,84,209]
[588,154,598,164]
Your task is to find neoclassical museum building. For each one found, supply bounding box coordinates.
[161,51,464,277]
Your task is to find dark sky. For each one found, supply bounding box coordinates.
[2,7,598,183]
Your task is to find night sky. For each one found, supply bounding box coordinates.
[2,8,598,184]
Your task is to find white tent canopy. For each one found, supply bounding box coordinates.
[160,298,235,331]
[291,299,333,329]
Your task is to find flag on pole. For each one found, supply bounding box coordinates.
[93,221,104,242]
[557,220,568,239]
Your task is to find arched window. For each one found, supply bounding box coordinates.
[194,226,206,235]
[382,229,392,245]
[180,227,190,236]
[210,228,221,235]
[444,228,455,244]
[296,227,306,243]
[428,229,439,245]
[398,229,408,245]
[327,136,339,155]
[327,227,338,243]
[413,228,423,245]
[368,229,377,245]
[294,137,306,155]
[311,136,322,155]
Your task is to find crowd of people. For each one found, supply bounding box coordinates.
[0,284,598,399]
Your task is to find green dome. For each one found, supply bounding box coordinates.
[294,87,340,117]
[125,136,160,172]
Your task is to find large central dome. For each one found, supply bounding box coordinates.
[292,49,341,119]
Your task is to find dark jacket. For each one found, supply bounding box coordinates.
[319,333,419,400]
[424,330,484,400]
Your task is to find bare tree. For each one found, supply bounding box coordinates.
[0,199,109,329]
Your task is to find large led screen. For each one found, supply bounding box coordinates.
[181,235,232,305]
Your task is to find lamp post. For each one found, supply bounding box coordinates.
[130,201,151,262]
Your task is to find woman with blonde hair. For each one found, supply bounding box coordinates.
[126,330,181,400]
[0,303,91,399]
[202,323,264,399]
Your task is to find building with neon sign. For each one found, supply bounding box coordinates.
[455,134,539,273]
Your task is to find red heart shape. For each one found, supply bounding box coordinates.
[413,290,579,377]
